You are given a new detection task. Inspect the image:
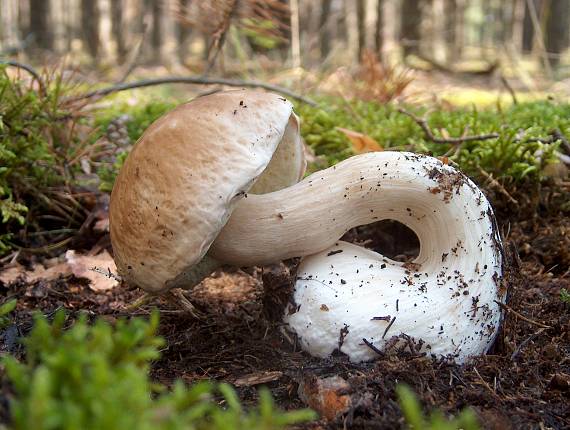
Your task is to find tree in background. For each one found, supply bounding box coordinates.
[81,0,100,59]
[545,0,570,68]
[400,0,422,58]
[110,0,127,64]
[28,0,53,51]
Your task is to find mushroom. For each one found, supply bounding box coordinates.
[109,90,306,293]
[209,152,505,363]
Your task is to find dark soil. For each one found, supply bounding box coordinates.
[1,202,569,429]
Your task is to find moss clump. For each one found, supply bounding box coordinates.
[0,67,92,253]
[1,311,316,430]
[296,98,569,185]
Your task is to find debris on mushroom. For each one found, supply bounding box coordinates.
[210,152,505,363]
[109,90,305,293]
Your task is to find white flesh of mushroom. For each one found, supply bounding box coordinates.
[211,152,505,363]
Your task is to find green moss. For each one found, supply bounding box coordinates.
[1,311,316,430]
[296,98,569,185]
[0,66,90,252]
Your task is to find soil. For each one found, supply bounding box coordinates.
[1,193,569,429]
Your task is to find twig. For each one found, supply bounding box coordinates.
[362,338,384,356]
[477,167,518,206]
[500,75,518,105]
[126,293,155,311]
[116,21,149,84]
[168,289,204,319]
[510,327,547,360]
[473,367,501,401]
[397,108,499,144]
[0,60,46,96]
[494,300,552,329]
[90,266,123,282]
[382,316,396,339]
[71,76,317,106]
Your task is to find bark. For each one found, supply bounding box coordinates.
[177,0,192,63]
[81,0,99,59]
[356,0,366,60]
[522,0,540,52]
[375,0,383,55]
[150,0,163,63]
[110,0,127,64]
[28,0,52,50]
[400,0,422,57]
[545,0,570,67]
[319,0,333,59]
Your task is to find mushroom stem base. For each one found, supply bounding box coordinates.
[165,255,222,291]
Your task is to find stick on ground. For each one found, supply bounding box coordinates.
[72,76,317,106]
[397,108,499,144]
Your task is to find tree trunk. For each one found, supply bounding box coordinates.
[28,0,52,50]
[511,0,525,52]
[545,0,569,68]
[177,0,192,63]
[400,0,422,58]
[81,0,99,59]
[522,0,540,52]
[375,0,383,56]
[356,0,366,60]
[110,0,127,64]
[150,0,162,63]
[444,0,457,60]
[319,0,333,59]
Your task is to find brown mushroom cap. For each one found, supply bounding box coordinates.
[109,90,304,293]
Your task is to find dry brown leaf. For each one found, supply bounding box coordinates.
[0,262,71,285]
[65,250,118,291]
[336,127,383,153]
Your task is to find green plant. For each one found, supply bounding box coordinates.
[0,66,92,253]
[0,298,16,329]
[296,99,569,185]
[396,384,479,430]
[561,288,570,304]
[1,310,315,430]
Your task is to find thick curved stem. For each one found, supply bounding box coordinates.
[210,152,503,272]
[209,151,505,363]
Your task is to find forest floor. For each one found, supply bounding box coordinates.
[0,67,569,428]
[1,188,568,429]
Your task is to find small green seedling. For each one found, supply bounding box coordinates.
[396,384,480,430]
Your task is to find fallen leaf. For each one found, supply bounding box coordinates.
[336,127,383,153]
[0,262,71,285]
[65,250,118,291]
[298,375,352,421]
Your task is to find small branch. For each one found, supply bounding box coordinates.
[500,75,518,105]
[90,266,123,282]
[0,60,46,96]
[72,76,317,106]
[362,338,384,356]
[382,316,397,339]
[494,300,552,329]
[168,289,204,319]
[510,327,547,361]
[473,367,502,401]
[477,167,518,206]
[397,108,499,144]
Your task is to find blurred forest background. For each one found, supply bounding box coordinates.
[1,0,569,86]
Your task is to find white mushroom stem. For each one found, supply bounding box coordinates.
[209,152,505,363]
[210,152,503,269]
